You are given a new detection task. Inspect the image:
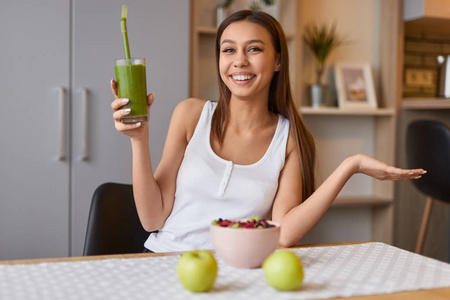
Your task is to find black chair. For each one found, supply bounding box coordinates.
[83,182,150,256]
[406,120,450,254]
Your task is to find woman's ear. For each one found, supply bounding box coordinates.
[274,56,281,72]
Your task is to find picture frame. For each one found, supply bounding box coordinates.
[404,68,434,88]
[334,62,377,109]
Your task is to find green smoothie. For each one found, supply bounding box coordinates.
[114,58,148,123]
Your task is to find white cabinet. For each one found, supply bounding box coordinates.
[0,0,189,260]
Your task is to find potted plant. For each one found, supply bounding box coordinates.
[303,22,343,108]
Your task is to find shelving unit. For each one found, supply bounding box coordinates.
[300,107,396,116]
[197,26,218,35]
[332,196,392,207]
[401,98,450,109]
[296,0,402,244]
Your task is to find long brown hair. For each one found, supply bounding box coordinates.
[212,10,316,201]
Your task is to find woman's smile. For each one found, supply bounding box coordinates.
[230,72,256,85]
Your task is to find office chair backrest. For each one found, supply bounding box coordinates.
[83,182,149,256]
[406,120,450,203]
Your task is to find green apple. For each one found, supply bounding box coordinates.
[177,250,218,292]
[262,250,304,291]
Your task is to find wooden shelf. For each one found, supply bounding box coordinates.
[300,106,396,116]
[285,33,296,40]
[197,26,217,35]
[401,98,450,110]
[331,196,392,208]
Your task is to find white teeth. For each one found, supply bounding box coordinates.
[232,75,253,81]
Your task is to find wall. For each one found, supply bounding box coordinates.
[300,0,380,89]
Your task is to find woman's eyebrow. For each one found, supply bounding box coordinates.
[221,39,265,45]
[247,39,265,45]
[221,39,235,45]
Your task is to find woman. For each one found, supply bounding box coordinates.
[110,10,425,252]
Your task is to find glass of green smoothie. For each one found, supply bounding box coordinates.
[114,5,148,124]
[114,58,148,123]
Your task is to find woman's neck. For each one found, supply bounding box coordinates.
[228,96,276,132]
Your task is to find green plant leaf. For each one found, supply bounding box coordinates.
[303,22,343,63]
[261,0,275,6]
[303,22,344,83]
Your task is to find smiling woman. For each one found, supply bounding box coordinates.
[219,21,280,103]
[213,10,314,201]
[109,9,425,254]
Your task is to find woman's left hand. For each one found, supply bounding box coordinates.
[353,154,426,181]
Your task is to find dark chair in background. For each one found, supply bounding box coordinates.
[406,120,450,254]
[83,182,150,256]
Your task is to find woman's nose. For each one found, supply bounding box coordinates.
[234,52,248,67]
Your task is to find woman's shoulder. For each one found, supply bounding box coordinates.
[173,98,207,122]
[175,97,207,112]
[172,98,208,140]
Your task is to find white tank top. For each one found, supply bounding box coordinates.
[145,101,290,252]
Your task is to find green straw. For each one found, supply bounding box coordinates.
[121,5,131,60]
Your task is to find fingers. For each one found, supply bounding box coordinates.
[388,167,427,181]
[147,93,154,106]
[110,79,129,111]
[112,106,131,122]
[113,108,142,132]
[408,169,427,179]
[115,120,142,133]
[110,79,148,138]
[110,79,119,98]
[111,97,129,111]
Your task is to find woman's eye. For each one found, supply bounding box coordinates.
[222,48,234,53]
[249,47,262,52]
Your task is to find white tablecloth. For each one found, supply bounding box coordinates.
[1,242,449,299]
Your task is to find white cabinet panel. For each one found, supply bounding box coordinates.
[0,0,71,260]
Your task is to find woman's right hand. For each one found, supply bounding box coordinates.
[110,79,154,140]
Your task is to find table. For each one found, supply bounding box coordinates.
[1,242,449,300]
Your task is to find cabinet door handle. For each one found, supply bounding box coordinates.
[57,87,66,161]
[81,88,89,161]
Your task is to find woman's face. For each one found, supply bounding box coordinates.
[219,20,280,102]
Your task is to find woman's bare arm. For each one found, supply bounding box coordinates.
[132,98,205,231]
[272,139,425,247]
[111,80,205,231]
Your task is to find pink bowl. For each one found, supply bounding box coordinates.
[210,220,280,269]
